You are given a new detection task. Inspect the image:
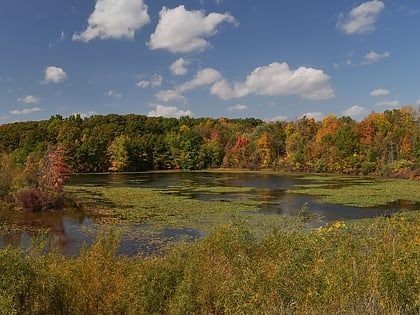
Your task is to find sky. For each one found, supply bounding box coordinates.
[1,0,419,124]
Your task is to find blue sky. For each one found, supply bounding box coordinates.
[1,0,419,123]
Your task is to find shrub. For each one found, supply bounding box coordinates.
[0,213,418,314]
[14,188,44,212]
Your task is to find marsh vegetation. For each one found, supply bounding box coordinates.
[3,172,418,256]
[0,210,419,314]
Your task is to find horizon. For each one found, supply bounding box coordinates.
[1,105,418,127]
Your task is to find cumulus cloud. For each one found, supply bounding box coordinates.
[148,5,237,53]
[375,100,400,107]
[147,104,193,118]
[227,104,247,112]
[300,112,324,121]
[170,58,190,75]
[17,95,41,104]
[364,51,390,63]
[44,66,67,84]
[156,68,222,102]
[343,105,367,117]
[269,115,289,122]
[337,0,385,35]
[105,90,122,98]
[10,107,42,115]
[370,88,390,96]
[178,68,222,92]
[155,90,187,102]
[73,0,150,42]
[136,74,163,88]
[211,62,334,101]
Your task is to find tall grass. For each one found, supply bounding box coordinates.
[0,211,419,314]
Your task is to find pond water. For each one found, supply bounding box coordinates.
[1,172,415,256]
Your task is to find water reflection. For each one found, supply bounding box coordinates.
[67,171,414,223]
[2,172,417,256]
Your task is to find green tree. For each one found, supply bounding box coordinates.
[178,125,203,170]
[0,153,18,199]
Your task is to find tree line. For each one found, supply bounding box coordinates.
[0,106,419,177]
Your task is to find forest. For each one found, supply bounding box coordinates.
[0,106,419,177]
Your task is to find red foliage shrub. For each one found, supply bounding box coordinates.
[15,188,65,212]
[15,188,44,212]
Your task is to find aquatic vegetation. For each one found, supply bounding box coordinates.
[289,177,420,207]
[65,185,261,231]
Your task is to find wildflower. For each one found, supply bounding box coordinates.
[333,221,346,229]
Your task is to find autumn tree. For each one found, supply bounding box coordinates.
[15,146,71,211]
[37,146,71,194]
[198,128,223,169]
[284,123,304,171]
[107,135,129,172]
[222,132,251,168]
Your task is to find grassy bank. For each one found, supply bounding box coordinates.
[0,211,419,314]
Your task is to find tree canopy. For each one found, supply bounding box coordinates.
[0,107,419,177]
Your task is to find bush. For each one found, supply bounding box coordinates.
[14,188,66,212]
[14,188,44,212]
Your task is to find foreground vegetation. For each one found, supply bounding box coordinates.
[0,211,418,314]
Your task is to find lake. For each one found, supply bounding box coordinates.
[0,172,413,256]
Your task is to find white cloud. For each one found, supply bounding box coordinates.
[210,79,235,100]
[105,90,122,98]
[136,74,163,88]
[364,51,390,63]
[300,112,324,121]
[211,62,334,101]
[178,68,222,92]
[337,0,385,35]
[136,81,149,88]
[370,88,390,96]
[155,90,187,102]
[170,58,190,76]
[10,107,42,115]
[269,115,288,122]
[155,68,222,102]
[227,104,247,112]
[417,100,420,105]
[147,105,193,118]
[71,111,96,118]
[73,0,150,42]
[343,105,367,117]
[148,5,237,53]
[44,66,68,84]
[375,100,400,107]
[17,95,41,104]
